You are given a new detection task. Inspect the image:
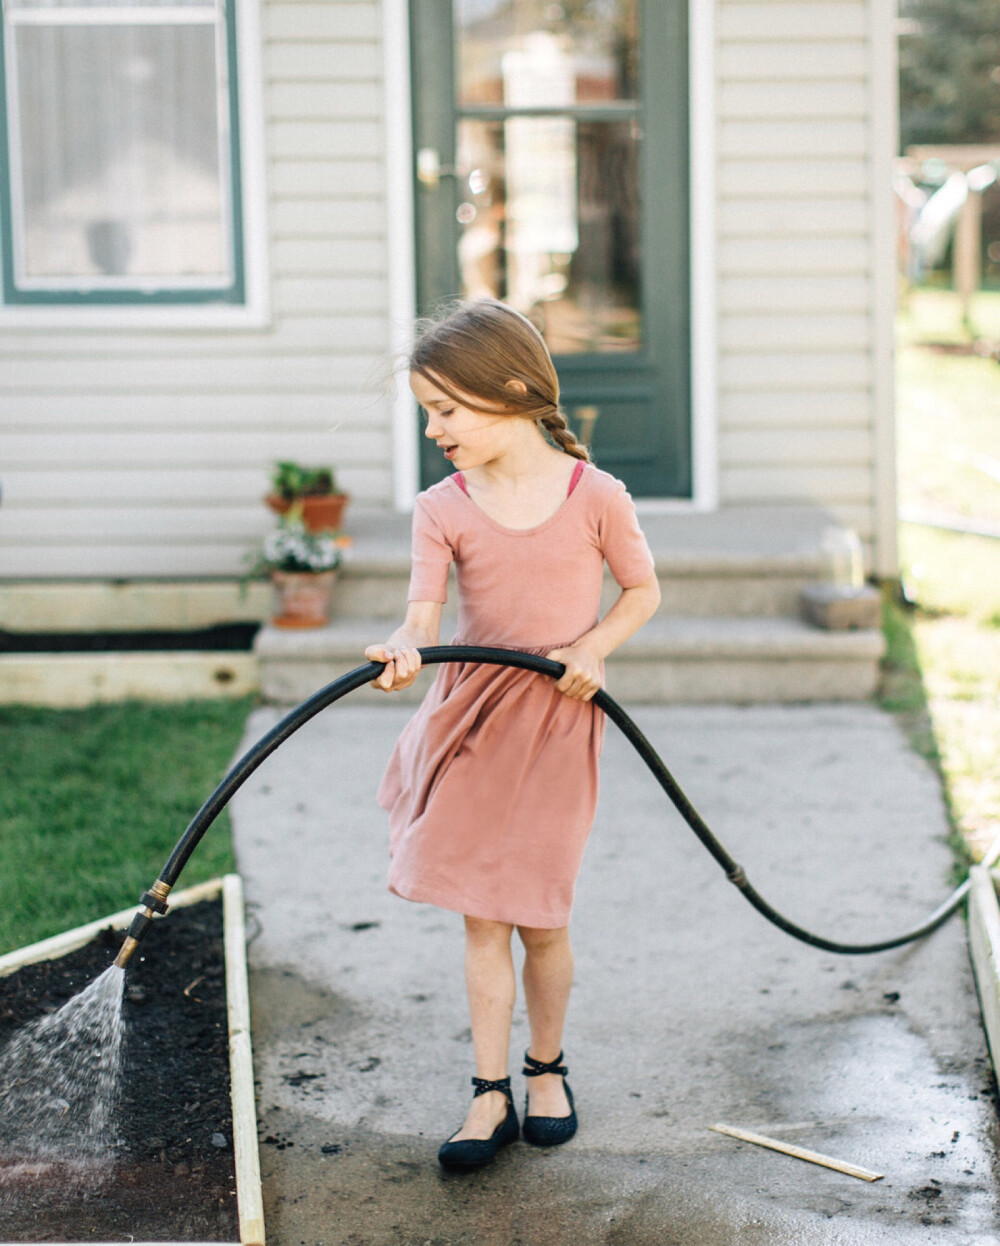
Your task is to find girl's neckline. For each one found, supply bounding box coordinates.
[450,460,589,535]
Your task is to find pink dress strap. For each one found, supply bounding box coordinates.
[453,460,585,499]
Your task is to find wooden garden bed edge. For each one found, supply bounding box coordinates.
[221,874,265,1246]
[968,864,1000,1082]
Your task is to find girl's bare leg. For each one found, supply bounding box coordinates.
[449,915,516,1141]
[518,924,573,1118]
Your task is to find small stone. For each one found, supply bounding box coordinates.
[211,1132,228,1148]
[799,583,881,631]
[174,1162,190,1176]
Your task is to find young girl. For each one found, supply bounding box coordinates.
[365,297,660,1173]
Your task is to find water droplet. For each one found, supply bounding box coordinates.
[0,965,126,1165]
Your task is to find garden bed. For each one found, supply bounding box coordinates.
[0,879,262,1244]
[0,624,260,654]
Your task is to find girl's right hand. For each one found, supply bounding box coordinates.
[364,644,422,692]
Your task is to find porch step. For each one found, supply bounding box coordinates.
[329,504,838,620]
[254,615,885,706]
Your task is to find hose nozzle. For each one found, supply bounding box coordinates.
[113,879,172,969]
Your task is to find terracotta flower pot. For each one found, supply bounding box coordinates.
[265,493,350,533]
[270,569,338,629]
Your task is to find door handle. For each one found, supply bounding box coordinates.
[417,147,459,190]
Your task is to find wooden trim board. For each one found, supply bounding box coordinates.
[0,873,264,1246]
[968,864,1000,1082]
[223,874,266,1246]
[0,652,259,708]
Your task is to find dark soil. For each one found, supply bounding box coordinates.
[0,623,259,653]
[0,900,240,1242]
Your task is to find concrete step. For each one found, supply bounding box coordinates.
[324,504,843,620]
[329,557,827,621]
[254,615,885,705]
[0,505,851,630]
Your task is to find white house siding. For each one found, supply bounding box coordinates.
[0,0,897,581]
[716,0,896,573]
[0,0,391,578]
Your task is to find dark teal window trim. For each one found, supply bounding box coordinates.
[0,0,246,306]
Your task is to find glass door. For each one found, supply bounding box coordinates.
[411,0,690,497]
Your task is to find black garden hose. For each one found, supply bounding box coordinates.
[114,646,968,967]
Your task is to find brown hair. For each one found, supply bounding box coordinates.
[408,297,591,463]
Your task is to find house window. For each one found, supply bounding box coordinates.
[0,0,245,305]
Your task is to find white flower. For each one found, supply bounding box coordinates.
[258,518,342,574]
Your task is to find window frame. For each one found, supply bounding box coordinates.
[0,0,269,327]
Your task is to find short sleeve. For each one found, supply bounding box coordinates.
[598,482,656,589]
[407,494,453,603]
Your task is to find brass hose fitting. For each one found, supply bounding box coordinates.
[113,879,173,968]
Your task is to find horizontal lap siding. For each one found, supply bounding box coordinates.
[1,0,389,578]
[717,0,877,543]
[2,0,888,580]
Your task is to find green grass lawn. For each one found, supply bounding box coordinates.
[891,288,1000,865]
[0,697,255,955]
[899,286,1000,346]
[897,290,1000,525]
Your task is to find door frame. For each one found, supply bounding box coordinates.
[381,0,717,514]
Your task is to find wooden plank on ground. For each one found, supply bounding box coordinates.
[709,1123,884,1182]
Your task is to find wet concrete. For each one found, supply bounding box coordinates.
[231,700,1000,1244]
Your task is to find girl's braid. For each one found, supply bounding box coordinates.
[540,409,592,463]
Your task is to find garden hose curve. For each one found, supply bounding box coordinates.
[114,646,968,968]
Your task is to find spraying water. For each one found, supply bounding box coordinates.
[0,965,126,1162]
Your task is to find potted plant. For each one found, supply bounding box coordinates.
[265,460,350,533]
[245,514,344,628]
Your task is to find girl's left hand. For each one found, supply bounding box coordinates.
[545,642,604,701]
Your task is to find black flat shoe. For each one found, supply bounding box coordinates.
[438,1075,520,1172]
[522,1050,578,1147]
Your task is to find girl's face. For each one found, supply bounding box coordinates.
[410,370,515,468]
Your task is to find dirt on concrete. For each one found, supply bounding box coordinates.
[233,702,1000,1245]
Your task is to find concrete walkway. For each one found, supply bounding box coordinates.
[230,691,1000,1245]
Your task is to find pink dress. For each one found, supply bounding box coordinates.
[375,460,656,928]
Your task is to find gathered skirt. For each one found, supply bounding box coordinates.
[376,643,607,928]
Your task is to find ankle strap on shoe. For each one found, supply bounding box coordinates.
[523,1051,567,1078]
[472,1075,512,1100]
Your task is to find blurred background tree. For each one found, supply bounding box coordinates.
[899,0,1000,149]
